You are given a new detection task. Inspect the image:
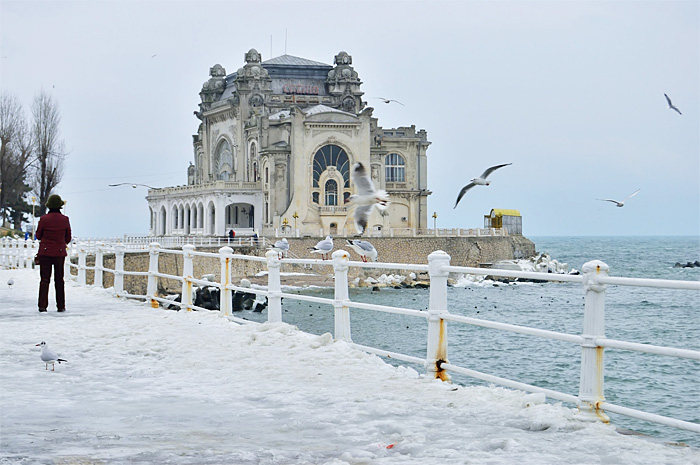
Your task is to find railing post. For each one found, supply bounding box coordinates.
[64,243,73,279]
[114,244,125,297]
[577,260,610,423]
[146,242,160,307]
[181,244,195,311]
[265,250,283,323]
[427,250,451,381]
[94,243,104,288]
[332,249,351,341]
[77,243,87,285]
[219,246,233,316]
[11,238,19,268]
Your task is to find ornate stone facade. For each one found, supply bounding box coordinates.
[146,49,431,237]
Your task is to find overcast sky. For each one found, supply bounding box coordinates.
[1,0,698,238]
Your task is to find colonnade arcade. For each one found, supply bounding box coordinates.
[148,197,258,236]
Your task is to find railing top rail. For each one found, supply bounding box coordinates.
[597,275,700,290]
[441,265,583,283]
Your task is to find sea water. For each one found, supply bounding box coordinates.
[245,236,700,446]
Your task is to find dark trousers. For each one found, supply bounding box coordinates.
[38,256,66,310]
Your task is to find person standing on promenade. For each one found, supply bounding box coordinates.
[35,194,72,313]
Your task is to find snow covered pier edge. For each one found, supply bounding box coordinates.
[2,239,699,435]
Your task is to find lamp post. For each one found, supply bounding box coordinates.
[432,211,437,230]
[282,217,289,235]
[31,197,36,240]
[292,211,298,230]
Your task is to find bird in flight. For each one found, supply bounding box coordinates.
[376,97,404,106]
[151,54,158,59]
[350,162,390,235]
[454,163,512,209]
[109,183,157,189]
[664,94,682,115]
[597,189,641,208]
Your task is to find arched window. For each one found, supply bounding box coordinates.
[312,144,351,205]
[385,153,405,182]
[325,179,338,206]
[215,140,233,181]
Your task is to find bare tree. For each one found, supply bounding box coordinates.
[0,93,34,228]
[30,91,66,216]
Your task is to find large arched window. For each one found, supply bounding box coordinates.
[312,144,351,206]
[325,180,338,206]
[385,153,405,182]
[215,140,233,181]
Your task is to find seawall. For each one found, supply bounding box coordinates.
[82,235,536,295]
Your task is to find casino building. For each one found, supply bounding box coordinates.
[146,49,431,237]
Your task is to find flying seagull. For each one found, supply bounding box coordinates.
[597,189,641,208]
[376,97,404,106]
[108,183,157,189]
[310,235,333,260]
[664,93,682,115]
[454,163,512,209]
[346,239,378,263]
[269,237,289,259]
[36,341,67,371]
[350,162,390,235]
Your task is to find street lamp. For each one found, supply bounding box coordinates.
[282,217,289,235]
[432,211,437,230]
[292,211,298,230]
[31,196,36,240]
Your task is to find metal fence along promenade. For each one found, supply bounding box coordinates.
[2,237,699,435]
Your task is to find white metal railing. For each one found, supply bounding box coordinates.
[3,239,698,434]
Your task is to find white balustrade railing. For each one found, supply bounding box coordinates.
[2,238,698,434]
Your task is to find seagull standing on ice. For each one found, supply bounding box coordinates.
[36,341,67,371]
[350,162,390,235]
[454,163,512,208]
[269,237,289,259]
[310,235,334,260]
[7,278,13,288]
[664,93,682,115]
[597,189,641,207]
[346,239,378,262]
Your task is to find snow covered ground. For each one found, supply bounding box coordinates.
[1,268,697,465]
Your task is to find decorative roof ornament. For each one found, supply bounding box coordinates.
[199,64,227,105]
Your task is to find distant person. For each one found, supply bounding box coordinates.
[35,194,72,313]
[253,232,258,246]
[229,229,235,239]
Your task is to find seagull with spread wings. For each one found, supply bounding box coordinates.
[454,163,512,209]
[597,189,641,208]
[664,94,682,115]
[349,162,390,235]
[108,183,157,189]
[376,97,404,106]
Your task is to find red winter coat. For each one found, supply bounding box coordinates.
[36,210,72,257]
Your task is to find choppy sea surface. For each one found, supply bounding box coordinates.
[245,236,700,446]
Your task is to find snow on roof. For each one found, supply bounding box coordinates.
[262,54,330,67]
[301,104,354,117]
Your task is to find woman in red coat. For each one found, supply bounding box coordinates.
[35,194,72,312]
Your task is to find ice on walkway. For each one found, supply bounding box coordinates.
[0,269,696,464]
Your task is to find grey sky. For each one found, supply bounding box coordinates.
[1,0,698,238]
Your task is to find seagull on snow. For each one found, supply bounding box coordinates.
[36,341,67,371]
[346,239,378,262]
[454,163,512,208]
[269,237,289,259]
[597,189,640,207]
[310,235,333,260]
[350,162,390,235]
[7,278,13,288]
[664,93,682,115]
[376,97,404,106]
